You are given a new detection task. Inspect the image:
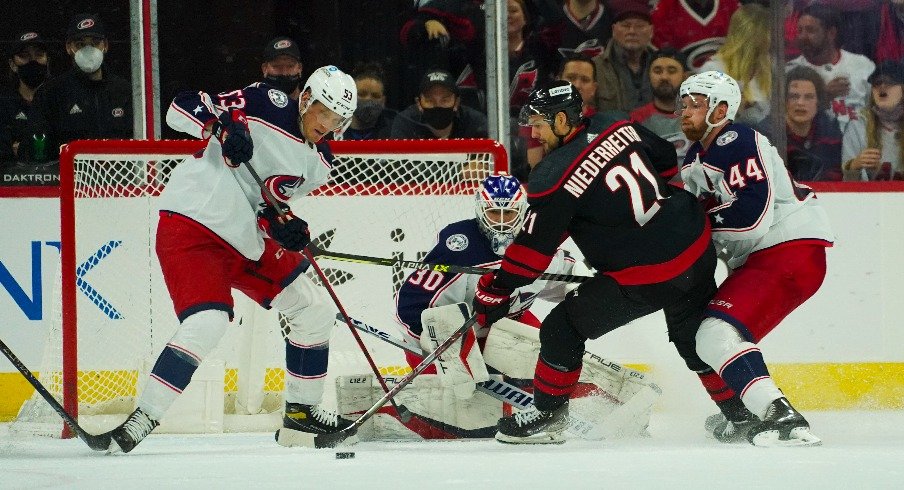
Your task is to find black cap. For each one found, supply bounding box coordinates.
[868,60,904,86]
[11,31,48,57]
[67,13,106,41]
[651,47,688,72]
[263,37,301,61]
[419,69,458,96]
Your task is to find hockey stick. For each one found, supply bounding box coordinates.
[315,310,479,448]
[308,245,592,283]
[338,313,645,441]
[0,338,111,451]
[240,159,410,421]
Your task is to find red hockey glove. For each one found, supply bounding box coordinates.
[208,109,253,167]
[257,203,310,252]
[473,272,513,328]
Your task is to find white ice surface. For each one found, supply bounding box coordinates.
[2,410,903,489]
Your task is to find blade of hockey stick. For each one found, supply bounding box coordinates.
[339,314,632,441]
[315,310,478,448]
[309,244,591,284]
[0,338,111,451]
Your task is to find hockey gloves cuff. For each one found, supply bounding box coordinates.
[208,109,253,167]
[257,204,311,252]
[473,272,513,328]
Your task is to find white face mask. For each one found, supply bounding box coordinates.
[74,46,104,73]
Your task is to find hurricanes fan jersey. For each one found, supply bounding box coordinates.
[651,0,739,71]
[395,219,575,343]
[163,83,335,260]
[493,113,708,291]
[681,124,834,269]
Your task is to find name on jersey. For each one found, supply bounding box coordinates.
[564,125,642,198]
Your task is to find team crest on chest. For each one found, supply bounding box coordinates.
[268,89,289,108]
[446,234,469,251]
[717,131,738,146]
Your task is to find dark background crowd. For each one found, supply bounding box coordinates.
[2,0,903,183]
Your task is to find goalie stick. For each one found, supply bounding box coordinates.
[339,314,656,441]
[0,338,111,451]
[309,245,592,284]
[241,159,411,423]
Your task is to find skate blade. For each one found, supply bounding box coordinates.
[276,428,359,448]
[750,427,822,447]
[495,431,567,445]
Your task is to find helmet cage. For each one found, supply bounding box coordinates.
[476,175,528,255]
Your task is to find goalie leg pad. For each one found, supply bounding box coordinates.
[420,304,489,399]
[138,309,229,420]
[696,317,783,419]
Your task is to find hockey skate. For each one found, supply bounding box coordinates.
[705,398,758,443]
[747,398,822,447]
[106,407,159,453]
[495,403,569,444]
[275,403,358,448]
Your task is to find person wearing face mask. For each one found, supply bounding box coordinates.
[390,68,487,140]
[339,62,394,140]
[1,31,50,163]
[23,13,132,162]
[260,37,303,100]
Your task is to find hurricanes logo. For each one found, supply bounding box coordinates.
[274,39,292,49]
[78,19,95,30]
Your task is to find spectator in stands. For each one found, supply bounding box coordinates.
[341,62,394,140]
[539,0,613,67]
[841,60,904,181]
[1,31,49,163]
[390,68,487,140]
[759,66,843,182]
[399,0,486,111]
[787,4,875,132]
[260,37,303,100]
[875,0,904,64]
[699,3,771,125]
[24,14,132,162]
[650,0,740,71]
[508,0,546,117]
[591,0,655,113]
[630,48,691,168]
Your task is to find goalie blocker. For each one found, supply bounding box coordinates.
[337,305,660,441]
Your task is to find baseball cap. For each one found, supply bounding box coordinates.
[66,13,106,41]
[263,37,301,62]
[867,60,904,86]
[11,31,48,56]
[651,47,688,71]
[419,69,459,96]
[609,0,652,23]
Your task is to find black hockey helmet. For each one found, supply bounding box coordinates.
[517,80,584,127]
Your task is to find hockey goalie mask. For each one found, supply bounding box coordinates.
[299,65,357,140]
[677,71,741,141]
[476,174,528,256]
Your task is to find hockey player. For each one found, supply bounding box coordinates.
[472,81,718,444]
[678,71,833,446]
[396,173,577,369]
[102,66,358,453]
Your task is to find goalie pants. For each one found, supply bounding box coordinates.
[533,242,717,411]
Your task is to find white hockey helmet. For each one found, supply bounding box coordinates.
[476,174,528,256]
[678,71,741,138]
[300,65,357,133]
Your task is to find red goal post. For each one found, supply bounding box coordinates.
[24,138,507,438]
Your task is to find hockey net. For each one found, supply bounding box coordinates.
[12,138,507,437]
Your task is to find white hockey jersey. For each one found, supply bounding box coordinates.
[681,124,834,269]
[787,51,876,131]
[162,84,333,260]
[395,219,577,343]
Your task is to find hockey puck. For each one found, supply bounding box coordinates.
[335,452,355,459]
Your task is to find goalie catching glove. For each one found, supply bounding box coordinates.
[473,272,513,328]
[257,203,311,251]
[205,109,253,167]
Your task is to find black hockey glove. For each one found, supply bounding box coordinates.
[473,272,513,328]
[208,109,253,167]
[257,204,310,252]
